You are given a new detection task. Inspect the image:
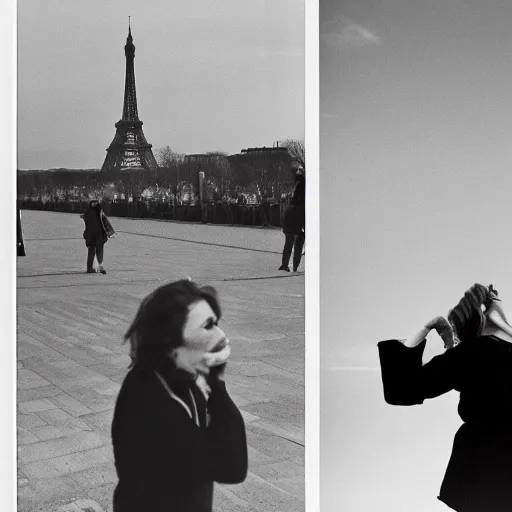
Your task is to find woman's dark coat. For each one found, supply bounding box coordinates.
[378,335,512,512]
[111,362,248,512]
[82,205,115,247]
[282,177,305,235]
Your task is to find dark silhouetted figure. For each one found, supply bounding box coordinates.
[378,283,512,512]
[81,200,115,274]
[279,168,305,272]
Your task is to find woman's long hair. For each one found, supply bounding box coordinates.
[447,283,498,344]
[124,279,221,368]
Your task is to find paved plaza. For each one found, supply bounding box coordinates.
[17,210,304,512]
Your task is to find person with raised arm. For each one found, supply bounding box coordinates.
[111,279,248,512]
[378,283,512,511]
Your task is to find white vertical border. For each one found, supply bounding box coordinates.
[305,0,319,511]
[0,0,16,511]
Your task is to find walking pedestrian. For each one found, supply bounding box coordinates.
[279,167,305,272]
[81,199,115,274]
[111,279,248,512]
[378,283,512,511]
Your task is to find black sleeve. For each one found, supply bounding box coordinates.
[82,211,91,228]
[113,372,248,485]
[378,339,458,406]
[204,379,248,483]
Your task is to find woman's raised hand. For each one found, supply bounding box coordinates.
[425,316,455,349]
[203,340,231,381]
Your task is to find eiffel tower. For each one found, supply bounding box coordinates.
[101,23,158,173]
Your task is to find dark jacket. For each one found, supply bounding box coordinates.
[82,205,115,247]
[111,363,248,512]
[378,336,512,512]
[282,178,305,235]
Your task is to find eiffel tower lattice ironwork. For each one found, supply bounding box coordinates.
[101,25,158,173]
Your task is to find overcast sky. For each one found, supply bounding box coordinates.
[320,1,512,510]
[321,0,512,371]
[17,0,304,170]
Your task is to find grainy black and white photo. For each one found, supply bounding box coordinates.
[320,1,512,511]
[15,1,305,511]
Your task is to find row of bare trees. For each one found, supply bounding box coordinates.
[155,139,304,200]
[17,139,305,204]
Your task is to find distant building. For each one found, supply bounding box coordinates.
[228,145,292,170]
[227,145,294,195]
[184,153,225,169]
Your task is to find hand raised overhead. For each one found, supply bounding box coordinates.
[425,316,455,349]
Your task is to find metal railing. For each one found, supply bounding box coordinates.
[18,199,286,228]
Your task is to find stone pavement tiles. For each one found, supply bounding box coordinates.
[17,211,304,512]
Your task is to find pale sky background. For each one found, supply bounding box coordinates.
[320,1,512,510]
[17,0,304,170]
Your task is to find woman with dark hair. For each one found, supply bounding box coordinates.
[279,167,305,273]
[111,279,248,512]
[378,283,512,511]
[81,199,115,274]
